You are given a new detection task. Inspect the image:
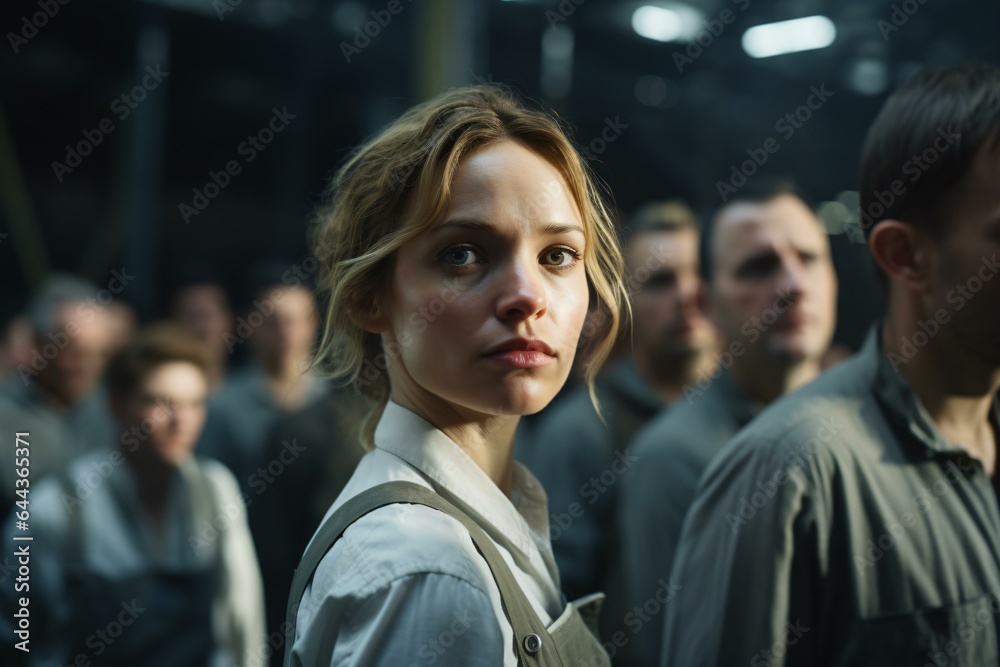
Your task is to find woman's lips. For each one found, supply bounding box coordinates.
[483,350,556,368]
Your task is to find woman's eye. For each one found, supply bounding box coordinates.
[439,245,481,266]
[542,248,581,268]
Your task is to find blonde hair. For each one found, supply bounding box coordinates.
[308,85,629,449]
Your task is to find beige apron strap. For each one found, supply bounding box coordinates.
[283,481,562,667]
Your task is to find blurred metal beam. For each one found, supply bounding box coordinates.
[123,15,170,321]
[0,106,51,289]
[416,0,486,99]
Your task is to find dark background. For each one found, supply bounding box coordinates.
[2,0,998,344]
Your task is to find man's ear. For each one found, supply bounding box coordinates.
[868,221,933,292]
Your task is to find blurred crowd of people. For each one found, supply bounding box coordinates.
[0,263,368,666]
[1,61,997,667]
[0,176,877,666]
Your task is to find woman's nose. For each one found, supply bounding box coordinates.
[495,256,547,322]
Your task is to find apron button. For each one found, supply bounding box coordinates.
[523,634,542,654]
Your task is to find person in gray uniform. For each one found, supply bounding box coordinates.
[0,274,116,525]
[619,180,838,664]
[660,62,1000,667]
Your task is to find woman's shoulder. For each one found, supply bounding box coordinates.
[306,452,497,598]
[293,503,508,664]
[318,497,493,598]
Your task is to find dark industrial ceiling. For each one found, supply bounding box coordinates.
[1,0,997,330]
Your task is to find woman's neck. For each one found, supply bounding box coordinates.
[392,390,520,498]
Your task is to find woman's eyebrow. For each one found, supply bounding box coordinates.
[431,219,585,237]
[543,222,586,237]
[430,219,494,233]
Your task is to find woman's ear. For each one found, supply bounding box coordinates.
[349,295,390,334]
[869,221,933,293]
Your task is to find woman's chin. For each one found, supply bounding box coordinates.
[481,384,560,417]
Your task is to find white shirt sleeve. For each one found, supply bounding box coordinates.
[293,570,504,666]
[203,462,267,667]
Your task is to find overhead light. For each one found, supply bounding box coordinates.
[742,16,836,58]
[632,5,684,42]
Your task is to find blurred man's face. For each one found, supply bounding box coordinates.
[106,301,137,355]
[173,284,233,357]
[926,140,1000,366]
[252,286,318,363]
[118,362,208,466]
[710,195,837,364]
[629,228,716,373]
[36,304,111,405]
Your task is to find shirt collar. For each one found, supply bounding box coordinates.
[373,399,551,560]
[868,323,1000,459]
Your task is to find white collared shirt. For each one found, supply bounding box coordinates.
[291,399,564,666]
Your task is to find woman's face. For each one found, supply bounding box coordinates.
[373,139,590,419]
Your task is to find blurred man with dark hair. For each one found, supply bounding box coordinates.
[197,260,328,493]
[1,324,265,666]
[517,200,717,663]
[660,63,1000,666]
[168,265,235,392]
[621,179,837,664]
[0,274,116,523]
